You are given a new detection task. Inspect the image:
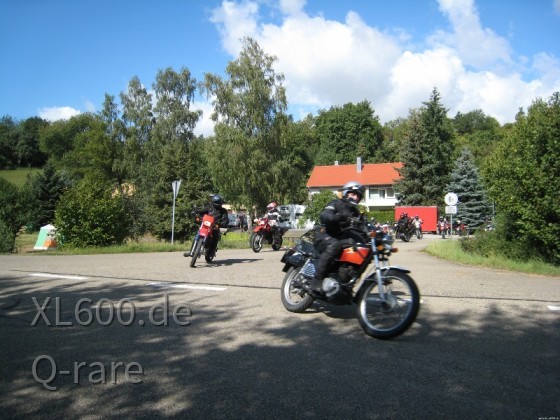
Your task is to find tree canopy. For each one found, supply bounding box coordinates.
[394,88,456,206]
[315,101,384,165]
[484,92,560,264]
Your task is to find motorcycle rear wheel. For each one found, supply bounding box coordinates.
[251,232,264,253]
[281,267,314,313]
[189,238,203,268]
[271,235,283,251]
[205,245,215,263]
[356,269,420,339]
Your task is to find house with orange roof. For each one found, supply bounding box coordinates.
[306,158,403,210]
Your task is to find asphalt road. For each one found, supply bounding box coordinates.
[0,234,559,419]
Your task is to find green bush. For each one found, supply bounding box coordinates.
[54,179,133,247]
[459,229,527,261]
[0,177,23,253]
[301,190,338,225]
[0,220,16,253]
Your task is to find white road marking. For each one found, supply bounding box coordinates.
[547,305,560,311]
[146,282,226,291]
[31,273,88,280]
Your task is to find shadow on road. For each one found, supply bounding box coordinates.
[0,273,558,418]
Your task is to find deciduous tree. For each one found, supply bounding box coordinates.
[315,101,383,165]
[484,92,560,264]
[203,37,288,213]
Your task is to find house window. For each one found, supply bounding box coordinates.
[369,187,394,199]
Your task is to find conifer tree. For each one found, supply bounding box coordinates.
[446,147,490,231]
[21,162,70,230]
[394,88,455,206]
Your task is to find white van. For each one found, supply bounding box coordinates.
[278,204,307,229]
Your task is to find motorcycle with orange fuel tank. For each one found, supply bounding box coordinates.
[280,219,420,339]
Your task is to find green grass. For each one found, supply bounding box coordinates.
[424,239,560,277]
[14,230,252,255]
[0,168,40,187]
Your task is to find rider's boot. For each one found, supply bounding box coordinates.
[183,241,196,257]
[309,276,324,294]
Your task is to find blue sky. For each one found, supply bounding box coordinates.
[1,0,559,136]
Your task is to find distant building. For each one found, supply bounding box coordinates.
[306,158,403,210]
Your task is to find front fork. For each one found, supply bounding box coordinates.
[190,233,208,256]
[373,254,386,301]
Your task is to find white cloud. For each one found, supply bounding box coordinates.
[433,0,512,69]
[193,100,216,137]
[210,1,259,55]
[554,0,560,15]
[210,0,560,125]
[38,106,81,121]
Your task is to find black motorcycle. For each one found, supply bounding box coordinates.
[394,220,414,242]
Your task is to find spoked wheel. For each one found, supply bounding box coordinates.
[251,232,264,253]
[356,269,420,339]
[189,238,203,268]
[281,267,314,313]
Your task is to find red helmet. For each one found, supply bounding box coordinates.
[266,202,277,211]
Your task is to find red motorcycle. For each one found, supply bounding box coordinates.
[454,221,468,237]
[190,214,218,267]
[250,217,283,252]
[437,219,450,239]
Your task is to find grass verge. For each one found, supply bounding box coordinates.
[13,231,252,255]
[424,239,560,277]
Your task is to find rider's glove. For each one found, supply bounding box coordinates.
[337,210,353,223]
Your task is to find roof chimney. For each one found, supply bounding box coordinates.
[334,161,339,166]
[356,157,362,173]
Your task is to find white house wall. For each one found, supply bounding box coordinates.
[308,187,398,210]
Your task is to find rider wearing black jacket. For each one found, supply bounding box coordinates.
[184,194,229,257]
[310,181,365,293]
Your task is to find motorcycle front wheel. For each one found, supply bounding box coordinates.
[189,238,204,268]
[251,232,264,253]
[281,267,314,313]
[356,269,420,339]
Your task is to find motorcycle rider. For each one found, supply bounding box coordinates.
[413,215,423,238]
[184,194,229,257]
[309,181,366,294]
[265,202,283,232]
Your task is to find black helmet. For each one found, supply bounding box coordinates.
[211,194,224,208]
[342,181,365,202]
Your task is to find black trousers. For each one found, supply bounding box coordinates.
[313,232,345,280]
[313,228,365,279]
